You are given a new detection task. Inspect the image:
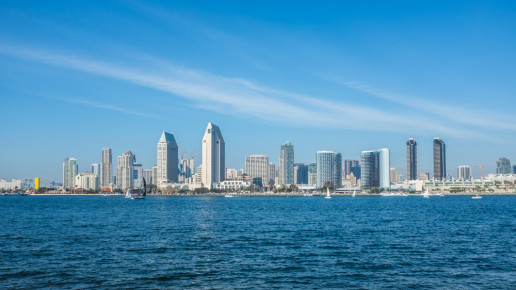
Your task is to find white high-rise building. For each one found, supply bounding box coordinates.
[245,155,269,185]
[75,172,98,190]
[143,169,152,185]
[91,163,100,178]
[201,122,225,188]
[116,151,135,190]
[100,148,112,188]
[157,131,179,185]
[62,157,78,190]
[457,165,472,180]
[379,148,390,189]
[226,168,238,180]
[151,166,158,185]
[279,141,294,185]
[268,163,276,185]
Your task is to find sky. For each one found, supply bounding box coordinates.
[1,0,516,181]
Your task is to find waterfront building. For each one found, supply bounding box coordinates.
[390,168,403,184]
[433,138,446,180]
[91,163,100,178]
[343,160,359,179]
[201,122,225,188]
[406,138,417,180]
[419,172,430,181]
[213,180,251,191]
[100,148,112,187]
[0,178,22,190]
[279,141,294,185]
[194,165,203,184]
[75,172,98,190]
[496,157,512,174]
[151,166,158,185]
[116,151,135,190]
[181,154,195,183]
[245,155,269,186]
[133,163,143,188]
[457,165,472,180]
[268,163,276,185]
[143,169,152,185]
[514,165,516,174]
[360,148,390,188]
[316,151,342,188]
[294,163,308,185]
[350,164,361,179]
[157,131,179,185]
[226,168,239,180]
[308,163,317,186]
[62,157,78,190]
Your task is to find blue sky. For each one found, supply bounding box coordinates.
[1,0,516,181]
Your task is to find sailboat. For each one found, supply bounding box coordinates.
[325,187,332,199]
[352,190,356,197]
[423,188,430,198]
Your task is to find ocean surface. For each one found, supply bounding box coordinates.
[1,195,515,289]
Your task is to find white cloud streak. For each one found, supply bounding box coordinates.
[0,43,507,141]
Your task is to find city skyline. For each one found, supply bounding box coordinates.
[1,1,516,181]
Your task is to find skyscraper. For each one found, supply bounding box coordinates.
[343,160,359,177]
[268,163,276,185]
[91,163,100,177]
[100,148,112,187]
[406,138,417,180]
[157,131,179,184]
[496,157,512,174]
[294,163,309,185]
[279,141,294,185]
[360,148,390,189]
[457,165,471,180]
[62,157,78,190]
[245,155,269,185]
[433,138,446,180]
[316,151,342,188]
[116,151,135,190]
[201,122,225,188]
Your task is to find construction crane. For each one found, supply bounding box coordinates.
[474,165,495,179]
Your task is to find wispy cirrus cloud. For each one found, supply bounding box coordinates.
[51,96,159,118]
[0,43,506,141]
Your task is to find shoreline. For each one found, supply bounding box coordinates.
[8,192,516,197]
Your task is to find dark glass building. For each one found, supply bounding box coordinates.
[433,138,446,180]
[406,138,417,180]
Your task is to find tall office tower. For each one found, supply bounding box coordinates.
[379,148,390,188]
[308,163,317,186]
[62,157,78,190]
[361,151,379,188]
[294,163,308,185]
[182,155,195,180]
[316,151,342,188]
[279,141,294,185]
[457,165,471,180]
[201,122,225,188]
[433,138,446,180]
[245,155,269,185]
[151,166,158,185]
[143,169,152,185]
[343,160,359,178]
[496,157,512,174]
[91,163,100,177]
[101,148,112,187]
[116,151,135,190]
[360,148,390,188]
[406,138,417,180]
[513,165,516,174]
[268,163,276,185]
[157,131,179,185]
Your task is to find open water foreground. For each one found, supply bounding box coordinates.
[1,196,515,289]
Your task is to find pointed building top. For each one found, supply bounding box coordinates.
[159,131,178,146]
